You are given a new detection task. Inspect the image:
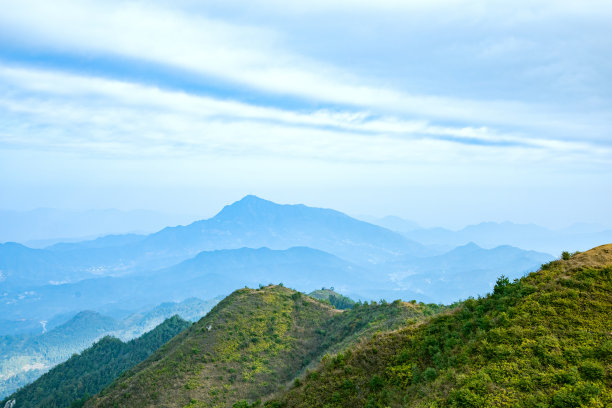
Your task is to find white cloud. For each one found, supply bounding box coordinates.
[0,0,609,143]
[0,64,608,168]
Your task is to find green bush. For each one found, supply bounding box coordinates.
[578,361,604,381]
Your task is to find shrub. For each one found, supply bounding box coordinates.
[449,388,483,408]
[369,375,385,392]
[423,367,437,382]
[578,361,604,381]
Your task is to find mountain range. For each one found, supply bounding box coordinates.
[0,208,193,247]
[0,195,562,399]
[20,244,603,408]
[369,216,612,255]
[2,316,190,408]
[0,298,218,399]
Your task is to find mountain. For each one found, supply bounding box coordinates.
[119,297,222,340]
[0,247,368,324]
[0,208,193,245]
[1,196,431,292]
[385,242,554,303]
[365,215,421,233]
[271,244,612,407]
[84,285,444,407]
[1,316,190,408]
[135,195,431,265]
[0,298,219,399]
[0,243,85,290]
[0,311,121,398]
[401,221,612,255]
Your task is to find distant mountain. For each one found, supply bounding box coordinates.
[0,242,86,289]
[364,215,421,233]
[1,241,550,325]
[136,195,431,265]
[1,196,433,292]
[2,316,190,408]
[385,242,554,303]
[0,247,369,324]
[119,297,222,340]
[0,298,218,399]
[0,311,121,398]
[84,285,444,408]
[401,221,612,255]
[0,208,193,245]
[270,244,612,408]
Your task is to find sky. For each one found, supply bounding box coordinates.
[0,0,610,229]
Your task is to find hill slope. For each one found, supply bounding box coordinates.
[1,316,190,408]
[0,311,122,398]
[85,286,442,408]
[274,244,612,407]
[308,289,355,310]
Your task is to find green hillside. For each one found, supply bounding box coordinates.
[86,286,441,407]
[2,316,190,408]
[308,289,355,310]
[0,311,122,399]
[273,244,612,407]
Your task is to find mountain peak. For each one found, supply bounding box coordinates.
[235,194,274,205]
[212,195,279,220]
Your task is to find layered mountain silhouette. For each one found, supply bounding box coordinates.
[1,196,429,289]
[0,196,562,398]
[374,218,612,255]
[385,242,553,303]
[0,247,368,325]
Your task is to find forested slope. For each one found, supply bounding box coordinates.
[2,316,190,408]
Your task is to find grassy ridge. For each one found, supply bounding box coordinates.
[273,245,612,407]
[86,286,441,408]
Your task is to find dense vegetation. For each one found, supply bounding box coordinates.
[272,245,612,407]
[0,297,217,399]
[308,289,356,310]
[1,316,190,408]
[0,311,121,399]
[85,286,442,407]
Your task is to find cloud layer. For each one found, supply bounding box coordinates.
[0,0,610,226]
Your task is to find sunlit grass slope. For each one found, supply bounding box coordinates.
[86,285,440,408]
[274,245,612,407]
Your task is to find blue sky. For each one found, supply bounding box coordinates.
[0,0,610,228]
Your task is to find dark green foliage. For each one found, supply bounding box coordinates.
[2,316,189,408]
[274,245,612,407]
[308,288,356,309]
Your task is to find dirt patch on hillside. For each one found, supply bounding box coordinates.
[566,243,612,269]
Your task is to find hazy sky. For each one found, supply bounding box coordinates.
[0,0,611,228]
